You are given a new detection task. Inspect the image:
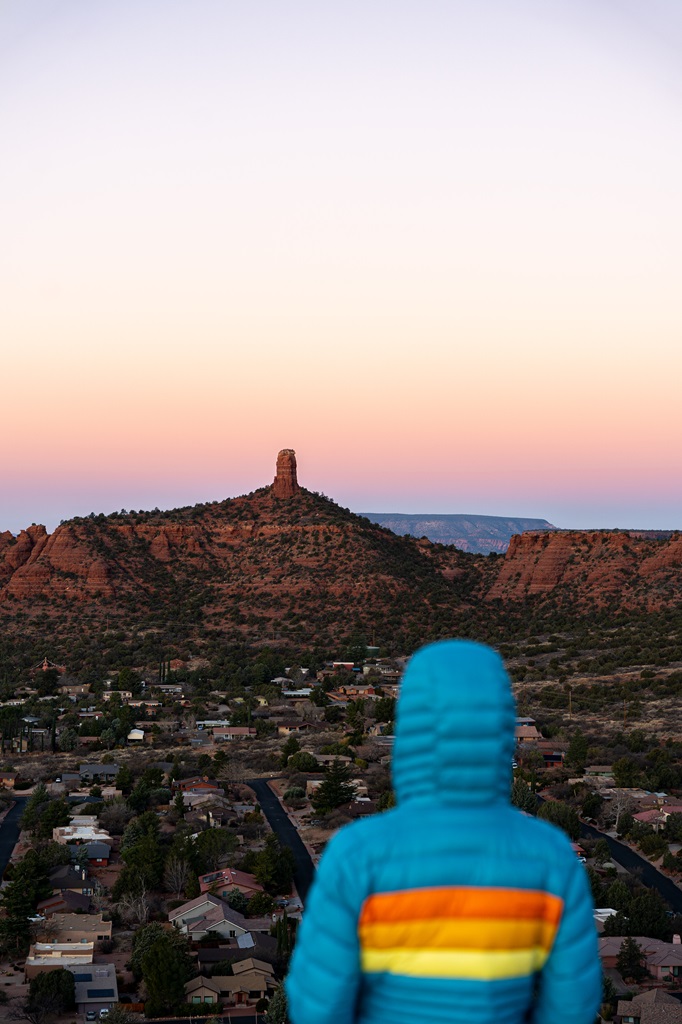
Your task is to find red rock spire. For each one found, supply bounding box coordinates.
[273,449,299,498]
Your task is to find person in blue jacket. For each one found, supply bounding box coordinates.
[286,639,601,1024]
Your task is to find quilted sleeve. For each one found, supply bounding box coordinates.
[286,829,366,1024]
[532,856,602,1024]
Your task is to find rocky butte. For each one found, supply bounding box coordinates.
[0,451,681,643]
[272,449,299,499]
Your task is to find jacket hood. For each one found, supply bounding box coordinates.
[392,639,516,806]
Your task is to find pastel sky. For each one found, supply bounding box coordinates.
[2,0,681,533]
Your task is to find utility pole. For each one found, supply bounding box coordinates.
[568,686,572,721]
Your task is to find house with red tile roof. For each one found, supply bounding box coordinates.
[199,867,264,898]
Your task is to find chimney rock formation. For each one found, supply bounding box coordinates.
[272,449,299,498]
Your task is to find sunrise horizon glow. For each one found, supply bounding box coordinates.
[2,1,681,535]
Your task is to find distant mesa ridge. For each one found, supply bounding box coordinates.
[362,513,556,555]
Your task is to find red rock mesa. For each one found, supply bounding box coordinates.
[272,449,299,498]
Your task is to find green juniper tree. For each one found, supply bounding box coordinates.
[312,759,356,814]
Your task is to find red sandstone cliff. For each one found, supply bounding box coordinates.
[0,525,49,586]
[486,529,682,609]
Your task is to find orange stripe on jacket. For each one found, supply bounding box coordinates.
[359,887,564,928]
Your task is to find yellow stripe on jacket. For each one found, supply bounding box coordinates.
[361,946,551,980]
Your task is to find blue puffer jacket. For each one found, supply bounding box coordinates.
[286,639,601,1024]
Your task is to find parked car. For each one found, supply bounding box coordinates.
[86,1013,97,1021]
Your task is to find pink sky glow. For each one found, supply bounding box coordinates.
[2,1,681,533]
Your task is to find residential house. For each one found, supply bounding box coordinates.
[53,824,112,846]
[188,731,212,748]
[0,772,17,788]
[600,935,682,980]
[536,742,566,768]
[233,957,276,980]
[326,691,350,707]
[37,890,93,917]
[40,913,111,945]
[633,809,667,831]
[169,894,271,941]
[337,683,377,697]
[54,771,82,789]
[79,764,119,783]
[185,959,276,1006]
[157,684,184,696]
[213,727,257,741]
[127,728,145,742]
[312,753,352,767]
[67,841,111,866]
[584,765,614,779]
[277,720,314,737]
[617,988,682,1023]
[661,804,682,822]
[195,934,278,969]
[281,689,314,701]
[102,690,132,702]
[199,868,264,898]
[181,790,229,810]
[68,963,119,1015]
[47,865,93,895]
[515,724,543,744]
[25,941,94,981]
[126,699,161,711]
[646,942,682,982]
[59,683,91,696]
[174,776,222,795]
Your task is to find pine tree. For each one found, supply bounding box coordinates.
[616,936,649,982]
[566,730,588,770]
[265,984,290,1024]
[312,759,356,813]
[254,834,295,895]
[511,779,538,814]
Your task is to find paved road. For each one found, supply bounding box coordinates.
[0,798,26,878]
[580,821,682,914]
[247,778,315,903]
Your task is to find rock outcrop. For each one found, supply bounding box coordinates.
[272,449,299,498]
[0,524,49,586]
[486,529,682,609]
